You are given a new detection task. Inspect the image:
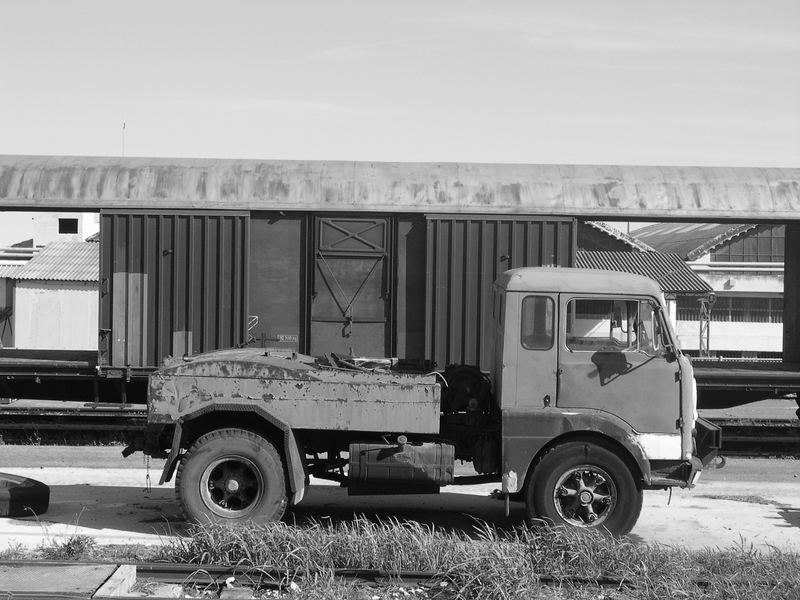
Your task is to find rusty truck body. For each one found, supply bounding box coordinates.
[139,267,721,536]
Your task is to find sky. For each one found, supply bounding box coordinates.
[0,1,798,244]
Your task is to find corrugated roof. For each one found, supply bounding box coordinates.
[575,251,712,295]
[584,221,655,252]
[632,223,758,259]
[10,242,98,282]
[0,155,798,219]
[0,264,24,278]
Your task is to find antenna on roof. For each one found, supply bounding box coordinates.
[122,122,126,157]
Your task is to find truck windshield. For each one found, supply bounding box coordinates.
[566,298,668,356]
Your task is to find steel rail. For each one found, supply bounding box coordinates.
[0,559,790,599]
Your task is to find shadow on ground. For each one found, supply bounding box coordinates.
[6,484,666,543]
[287,486,529,536]
[14,484,532,540]
[777,507,800,529]
[12,485,182,539]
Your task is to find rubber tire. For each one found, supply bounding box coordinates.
[0,473,49,517]
[525,441,642,537]
[176,428,287,524]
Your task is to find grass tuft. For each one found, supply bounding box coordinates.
[37,533,97,560]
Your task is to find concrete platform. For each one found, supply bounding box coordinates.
[0,561,118,595]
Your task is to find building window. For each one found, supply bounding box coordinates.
[711,225,784,263]
[58,218,79,234]
[677,296,783,323]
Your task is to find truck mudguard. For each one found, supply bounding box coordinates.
[501,408,652,494]
[158,403,307,505]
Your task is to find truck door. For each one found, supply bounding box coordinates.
[514,294,558,408]
[557,295,680,434]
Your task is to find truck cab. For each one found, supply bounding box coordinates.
[492,268,720,533]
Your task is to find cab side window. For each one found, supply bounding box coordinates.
[521,296,554,350]
[566,298,639,352]
[566,298,667,355]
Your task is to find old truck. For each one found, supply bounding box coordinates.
[135,267,721,536]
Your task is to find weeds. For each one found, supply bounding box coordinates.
[37,533,96,560]
[0,519,796,599]
[156,519,800,600]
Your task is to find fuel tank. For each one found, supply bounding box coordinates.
[348,441,455,489]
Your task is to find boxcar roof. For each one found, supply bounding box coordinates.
[0,155,798,220]
[497,267,665,298]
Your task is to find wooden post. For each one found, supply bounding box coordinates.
[783,223,800,363]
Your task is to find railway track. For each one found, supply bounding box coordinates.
[707,419,800,456]
[0,401,146,444]
[0,560,774,599]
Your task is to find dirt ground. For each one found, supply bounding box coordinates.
[0,445,798,551]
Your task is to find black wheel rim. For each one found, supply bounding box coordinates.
[199,456,264,518]
[552,464,617,528]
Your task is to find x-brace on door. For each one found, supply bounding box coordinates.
[309,216,393,357]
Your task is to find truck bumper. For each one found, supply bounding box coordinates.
[695,417,721,468]
[647,418,722,489]
[683,417,723,489]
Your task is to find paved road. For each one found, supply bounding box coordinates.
[0,446,798,551]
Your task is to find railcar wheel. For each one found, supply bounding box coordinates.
[525,441,642,536]
[176,428,287,524]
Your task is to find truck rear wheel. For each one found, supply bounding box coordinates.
[176,428,287,524]
[525,441,642,536]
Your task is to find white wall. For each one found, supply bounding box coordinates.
[13,280,98,350]
[82,213,100,239]
[32,213,99,245]
[684,254,784,354]
[691,264,783,295]
[676,320,782,353]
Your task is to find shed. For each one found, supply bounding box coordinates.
[9,242,99,350]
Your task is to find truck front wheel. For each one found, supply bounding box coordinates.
[525,441,642,536]
[176,428,287,524]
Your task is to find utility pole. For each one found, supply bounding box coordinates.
[698,293,716,357]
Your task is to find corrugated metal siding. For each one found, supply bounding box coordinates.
[575,251,712,294]
[0,264,23,278]
[633,223,758,259]
[426,216,575,369]
[10,242,98,281]
[99,211,249,369]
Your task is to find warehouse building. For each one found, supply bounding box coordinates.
[635,223,785,358]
